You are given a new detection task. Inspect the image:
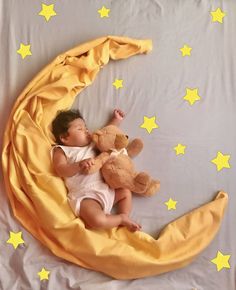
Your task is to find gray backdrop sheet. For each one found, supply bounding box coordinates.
[0,0,235,289]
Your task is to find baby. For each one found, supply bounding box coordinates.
[51,109,141,232]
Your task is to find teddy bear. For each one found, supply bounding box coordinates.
[85,125,160,196]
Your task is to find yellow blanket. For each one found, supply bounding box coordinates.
[2,35,228,279]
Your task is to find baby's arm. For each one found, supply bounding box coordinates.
[52,147,94,177]
[107,109,125,127]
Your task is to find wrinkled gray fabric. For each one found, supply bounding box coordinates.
[0,0,235,289]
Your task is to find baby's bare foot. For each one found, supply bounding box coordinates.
[120,214,141,232]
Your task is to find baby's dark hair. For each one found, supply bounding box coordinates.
[52,109,84,144]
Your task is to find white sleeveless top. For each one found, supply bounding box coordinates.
[51,142,104,194]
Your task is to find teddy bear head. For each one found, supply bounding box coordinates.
[92,125,129,152]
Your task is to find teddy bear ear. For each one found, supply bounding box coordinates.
[96,130,103,136]
[92,134,98,143]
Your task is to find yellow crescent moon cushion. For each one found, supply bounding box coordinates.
[2,35,228,279]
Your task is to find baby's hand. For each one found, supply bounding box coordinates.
[113,109,125,121]
[79,158,95,172]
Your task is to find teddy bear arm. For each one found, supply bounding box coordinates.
[126,138,144,158]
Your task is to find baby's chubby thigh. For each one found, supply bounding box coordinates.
[79,198,106,229]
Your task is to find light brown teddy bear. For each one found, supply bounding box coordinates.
[85,125,160,196]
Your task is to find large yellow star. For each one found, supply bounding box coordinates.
[211,151,231,171]
[140,116,159,134]
[165,198,177,210]
[17,43,32,59]
[174,144,186,155]
[183,88,201,105]
[39,3,57,22]
[98,6,110,18]
[211,251,231,271]
[211,8,226,24]
[180,45,192,56]
[113,79,123,89]
[7,231,25,249]
[38,267,50,281]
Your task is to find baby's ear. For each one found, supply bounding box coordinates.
[59,134,67,144]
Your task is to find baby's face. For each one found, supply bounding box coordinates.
[60,118,92,147]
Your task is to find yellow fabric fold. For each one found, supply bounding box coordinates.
[2,35,228,279]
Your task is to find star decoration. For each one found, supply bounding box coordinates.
[183,88,201,105]
[17,43,32,59]
[165,198,177,210]
[113,79,123,89]
[174,144,186,155]
[98,6,110,18]
[180,45,192,56]
[211,151,231,171]
[140,116,159,134]
[38,3,57,22]
[210,8,226,24]
[7,231,25,249]
[211,251,231,271]
[38,267,50,281]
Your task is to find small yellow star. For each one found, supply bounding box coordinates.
[7,231,25,249]
[211,251,231,271]
[180,45,192,56]
[183,88,201,105]
[211,8,226,24]
[39,3,57,22]
[174,144,186,155]
[17,43,32,59]
[140,116,159,134]
[38,267,50,281]
[165,198,177,210]
[98,6,110,18]
[113,79,123,89]
[211,151,231,171]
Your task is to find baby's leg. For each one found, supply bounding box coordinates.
[114,188,141,231]
[79,198,140,231]
[114,188,132,215]
[80,199,122,229]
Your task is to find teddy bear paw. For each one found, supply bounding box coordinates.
[134,172,151,193]
[144,179,160,196]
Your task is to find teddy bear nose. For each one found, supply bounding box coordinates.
[125,135,129,139]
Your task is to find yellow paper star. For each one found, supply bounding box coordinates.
[7,231,25,249]
[98,6,110,18]
[211,8,226,24]
[180,45,192,56]
[183,88,201,105]
[113,79,123,89]
[211,151,231,171]
[140,116,159,134]
[17,43,32,59]
[165,198,177,210]
[174,144,186,155]
[39,3,57,22]
[38,267,50,281]
[211,251,231,271]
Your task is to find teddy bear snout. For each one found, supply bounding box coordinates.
[115,134,129,150]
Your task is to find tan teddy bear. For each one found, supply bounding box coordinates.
[86,125,160,196]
